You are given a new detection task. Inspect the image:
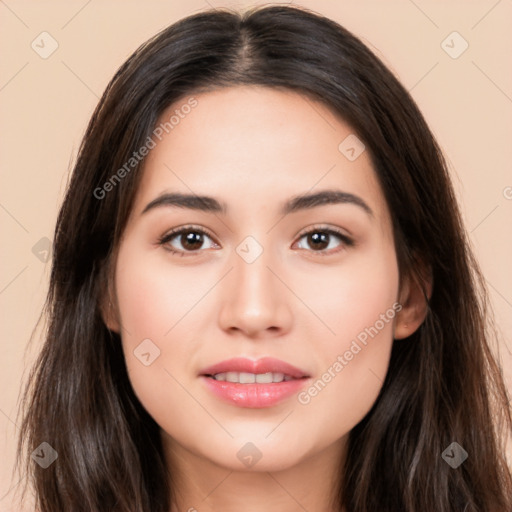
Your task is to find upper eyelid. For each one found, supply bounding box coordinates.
[162,224,216,240]
[295,224,352,239]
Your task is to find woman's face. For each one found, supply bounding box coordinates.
[108,85,401,472]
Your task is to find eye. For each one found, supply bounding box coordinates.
[158,225,354,257]
[158,225,218,256]
[294,226,354,255]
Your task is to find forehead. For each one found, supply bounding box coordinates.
[130,85,389,223]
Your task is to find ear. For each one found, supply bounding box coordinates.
[394,265,433,340]
[99,294,121,334]
[98,263,121,333]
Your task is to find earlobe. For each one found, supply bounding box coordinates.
[394,267,433,340]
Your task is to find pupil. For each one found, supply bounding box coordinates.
[183,231,203,250]
[309,232,328,250]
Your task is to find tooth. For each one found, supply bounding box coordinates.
[256,372,273,383]
[213,372,294,384]
[239,372,256,384]
[226,372,239,383]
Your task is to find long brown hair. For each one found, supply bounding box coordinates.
[15,5,512,511]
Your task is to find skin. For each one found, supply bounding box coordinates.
[103,85,428,512]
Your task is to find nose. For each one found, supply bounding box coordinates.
[217,247,293,338]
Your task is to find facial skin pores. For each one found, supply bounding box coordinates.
[104,86,421,512]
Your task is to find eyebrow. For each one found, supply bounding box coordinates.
[141,189,373,217]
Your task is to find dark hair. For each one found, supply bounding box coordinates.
[16,4,512,511]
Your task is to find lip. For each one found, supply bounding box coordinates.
[200,357,309,379]
[200,357,310,408]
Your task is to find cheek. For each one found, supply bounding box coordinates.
[115,245,217,346]
[295,242,399,430]
[306,237,399,327]
[113,248,201,416]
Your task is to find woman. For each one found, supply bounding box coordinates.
[16,4,512,511]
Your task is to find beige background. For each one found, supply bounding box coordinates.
[1,1,511,509]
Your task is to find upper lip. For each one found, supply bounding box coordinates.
[200,357,309,379]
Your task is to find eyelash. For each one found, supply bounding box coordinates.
[157,224,354,257]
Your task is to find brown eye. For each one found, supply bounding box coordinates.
[295,228,353,254]
[178,231,206,250]
[304,232,330,251]
[158,227,218,256]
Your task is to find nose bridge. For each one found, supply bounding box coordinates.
[233,240,279,311]
[218,238,292,335]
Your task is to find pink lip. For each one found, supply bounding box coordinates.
[200,357,309,379]
[200,357,310,408]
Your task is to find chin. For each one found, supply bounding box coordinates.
[199,434,316,473]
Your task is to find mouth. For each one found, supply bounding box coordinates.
[200,356,309,379]
[199,357,310,408]
[206,372,297,383]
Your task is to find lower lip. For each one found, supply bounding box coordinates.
[201,376,309,408]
